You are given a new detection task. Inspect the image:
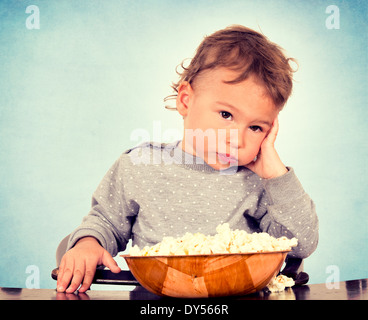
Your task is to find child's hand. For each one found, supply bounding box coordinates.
[56,237,121,293]
[245,117,288,179]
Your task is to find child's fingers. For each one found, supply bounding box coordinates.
[65,260,85,293]
[265,116,279,145]
[101,250,121,273]
[78,261,97,293]
[56,260,65,292]
[57,258,74,292]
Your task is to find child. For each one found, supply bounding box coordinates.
[56,25,318,293]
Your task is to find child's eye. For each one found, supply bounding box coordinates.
[249,125,263,132]
[220,111,233,120]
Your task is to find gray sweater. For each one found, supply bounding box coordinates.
[67,141,318,259]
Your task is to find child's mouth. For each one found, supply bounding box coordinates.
[217,153,238,164]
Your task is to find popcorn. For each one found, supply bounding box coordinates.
[129,223,298,256]
[266,275,295,292]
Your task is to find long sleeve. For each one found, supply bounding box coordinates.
[67,155,137,256]
[254,168,319,258]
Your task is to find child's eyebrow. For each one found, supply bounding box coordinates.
[215,101,272,127]
[216,100,238,110]
[215,101,243,115]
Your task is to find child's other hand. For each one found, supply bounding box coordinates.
[245,116,288,179]
[56,237,121,293]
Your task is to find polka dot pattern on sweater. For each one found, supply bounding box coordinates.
[67,141,318,259]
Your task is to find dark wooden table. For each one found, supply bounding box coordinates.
[1,278,367,300]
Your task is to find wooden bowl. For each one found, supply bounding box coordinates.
[122,251,289,298]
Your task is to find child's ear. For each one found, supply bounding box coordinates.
[176,81,193,117]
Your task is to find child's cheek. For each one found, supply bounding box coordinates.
[238,148,257,165]
[244,139,264,163]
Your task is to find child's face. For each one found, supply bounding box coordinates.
[176,67,278,170]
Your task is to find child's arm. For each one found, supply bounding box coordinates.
[258,168,319,258]
[66,155,136,256]
[56,237,121,293]
[58,154,136,292]
[246,117,318,258]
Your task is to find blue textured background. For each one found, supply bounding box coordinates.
[1,0,367,290]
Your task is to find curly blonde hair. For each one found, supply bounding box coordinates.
[166,25,297,109]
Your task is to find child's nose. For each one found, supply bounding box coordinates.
[228,127,246,149]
